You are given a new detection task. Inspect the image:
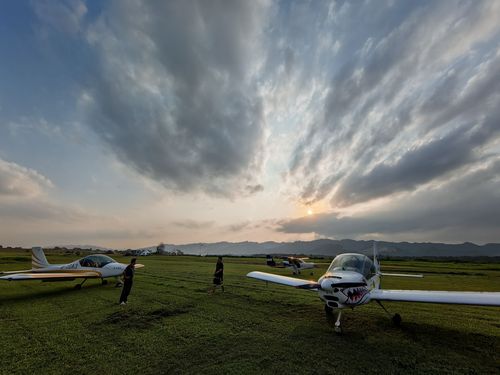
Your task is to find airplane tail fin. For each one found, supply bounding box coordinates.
[32,247,49,269]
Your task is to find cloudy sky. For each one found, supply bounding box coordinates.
[1,0,499,248]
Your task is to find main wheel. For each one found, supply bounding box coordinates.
[74,284,82,290]
[392,313,402,326]
[101,279,108,285]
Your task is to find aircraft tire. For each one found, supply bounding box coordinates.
[392,313,402,326]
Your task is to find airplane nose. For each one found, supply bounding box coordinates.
[321,279,336,290]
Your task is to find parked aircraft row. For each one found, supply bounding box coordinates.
[1,245,499,333]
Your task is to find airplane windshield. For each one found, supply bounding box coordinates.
[327,254,376,278]
[79,255,116,268]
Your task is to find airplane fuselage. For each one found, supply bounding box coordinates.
[34,261,128,278]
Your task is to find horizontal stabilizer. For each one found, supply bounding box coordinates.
[370,289,500,306]
[247,271,320,290]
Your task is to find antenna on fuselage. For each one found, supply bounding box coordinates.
[373,241,380,272]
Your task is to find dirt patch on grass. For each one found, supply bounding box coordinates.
[100,306,191,329]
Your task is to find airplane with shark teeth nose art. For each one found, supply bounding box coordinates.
[0,247,144,289]
[247,244,500,333]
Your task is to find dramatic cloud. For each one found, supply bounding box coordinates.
[3,0,499,246]
[81,0,270,196]
[279,158,500,243]
[287,1,500,208]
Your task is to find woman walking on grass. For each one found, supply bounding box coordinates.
[210,256,224,293]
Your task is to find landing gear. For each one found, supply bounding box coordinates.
[392,313,402,326]
[101,279,108,285]
[377,301,402,326]
[334,310,343,334]
[325,305,342,334]
[74,278,88,290]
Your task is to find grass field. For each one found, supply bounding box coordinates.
[1,251,499,374]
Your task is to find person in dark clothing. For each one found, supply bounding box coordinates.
[210,256,224,293]
[119,258,136,305]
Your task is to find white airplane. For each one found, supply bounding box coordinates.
[0,247,144,289]
[267,256,315,274]
[284,257,315,274]
[248,245,500,333]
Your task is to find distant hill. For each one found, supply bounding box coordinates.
[157,239,500,257]
[54,245,112,251]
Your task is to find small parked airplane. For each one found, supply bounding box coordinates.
[267,255,315,274]
[0,247,143,289]
[248,245,500,333]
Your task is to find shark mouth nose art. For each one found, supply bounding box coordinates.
[342,287,369,304]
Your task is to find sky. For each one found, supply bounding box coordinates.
[0,0,499,248]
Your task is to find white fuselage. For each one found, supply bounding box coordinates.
[32,261,127,278]
[283,260,315,270]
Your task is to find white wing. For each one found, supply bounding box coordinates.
[370,289,500,306]
[247,271,320,290]
[380,272,423,278]
[0,271,102,281]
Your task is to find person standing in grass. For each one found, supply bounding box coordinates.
[119,258,136,305]
[210,256,224,293]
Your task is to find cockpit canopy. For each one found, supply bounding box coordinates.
[327,253,376,278]
[79,255,116,268]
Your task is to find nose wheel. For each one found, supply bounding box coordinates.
[325,305,343,334]
[334,310,343,334]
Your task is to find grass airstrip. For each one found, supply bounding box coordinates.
[0,250,499,374]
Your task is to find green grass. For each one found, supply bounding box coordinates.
[1,252,499,374]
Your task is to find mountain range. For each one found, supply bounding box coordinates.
[154,239,500,257]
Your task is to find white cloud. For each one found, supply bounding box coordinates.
[0,158,53,198]
[81,0,271,197]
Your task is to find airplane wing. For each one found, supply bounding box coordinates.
[380,272,424,278]
[370,289,500,306]
[247,271,320,290]
[0,271,102,281]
